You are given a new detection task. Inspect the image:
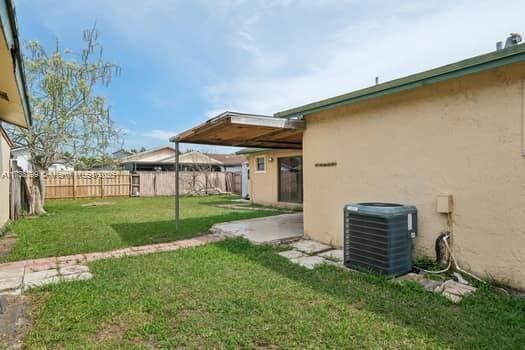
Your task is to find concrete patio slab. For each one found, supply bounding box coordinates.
[210,213,303,244]
[290,239,332,255]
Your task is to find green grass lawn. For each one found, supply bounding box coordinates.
[25,239,525,349]
[3,195,282,261]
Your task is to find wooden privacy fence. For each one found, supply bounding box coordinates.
[36,170,242,200]
[45,171,131,199]
[46,171,130,199]
[135,171,241,197]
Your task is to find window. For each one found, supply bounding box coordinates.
[255,157,265,172]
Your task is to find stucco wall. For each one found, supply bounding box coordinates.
[0,130,11,229]
[247,149,303,208]
[303,62,525,289]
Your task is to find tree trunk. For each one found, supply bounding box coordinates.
[30,171,47,215]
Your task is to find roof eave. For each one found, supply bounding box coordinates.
[3,0,32,127]
[275,44,525,118]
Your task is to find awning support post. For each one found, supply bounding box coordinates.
[174,141,180,230]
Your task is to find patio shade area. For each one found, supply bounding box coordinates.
[169,111,304,149]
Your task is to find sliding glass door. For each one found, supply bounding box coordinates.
[278,156,303,203]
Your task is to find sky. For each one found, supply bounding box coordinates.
[13,0,525,152]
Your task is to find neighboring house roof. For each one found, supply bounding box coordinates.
[118,147,233,165]
[276,43,525,118]
[205,153,246,166]
[179,151,222,165]
[0,0,31,128]
[119,146,175,163]
[112,149,133,158]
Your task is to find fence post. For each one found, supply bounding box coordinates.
[154,173,157,197]
[100,174,104,198]
[72,172,76,200]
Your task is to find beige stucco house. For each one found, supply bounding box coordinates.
[172,42,525,289]
[0,0,32,229]
[0,127,14,228]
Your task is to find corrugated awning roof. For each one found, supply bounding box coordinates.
[170,111,304,149]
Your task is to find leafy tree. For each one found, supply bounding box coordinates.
[9,28,121,214]
[76,155,118,170]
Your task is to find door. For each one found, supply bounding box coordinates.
[241,162,250,198]
[278,156,303,203]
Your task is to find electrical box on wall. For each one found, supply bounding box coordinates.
[436,195,453,213]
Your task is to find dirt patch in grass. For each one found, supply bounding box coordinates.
[0,295,33,350]
[91,311,155,347]
[0,234,17,261]
[80,201,116,207]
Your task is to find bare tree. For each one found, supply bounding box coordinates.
[179,151,222,195]
[9,28,120,214]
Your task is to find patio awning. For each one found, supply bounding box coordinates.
[169,111,304,149]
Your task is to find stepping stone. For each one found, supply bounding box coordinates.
[0,277,22,294]
[61,272,93,282]
[25,258,57,273]
[318,249,344,262]
[291,256,329,269]
[0,263,25,280]
[0,268,24,281]
[436,280,477,297]
[442,291,463,304]
[278,250,305,260]
[24,276,62,290]
[290,240,332,255]
[59,265,90,276]
[24,269,60,289]
[397,272,426,283]
[420,279,444,292]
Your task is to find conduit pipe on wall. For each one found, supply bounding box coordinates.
[416,233,485,283]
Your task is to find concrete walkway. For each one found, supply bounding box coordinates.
[210,213,304,244]
[210,213,345,269]
[0,233,223,296]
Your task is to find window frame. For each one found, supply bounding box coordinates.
[255,156,266,173]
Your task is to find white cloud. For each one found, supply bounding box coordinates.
[204,0,525,115]
[142,129,178,141]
